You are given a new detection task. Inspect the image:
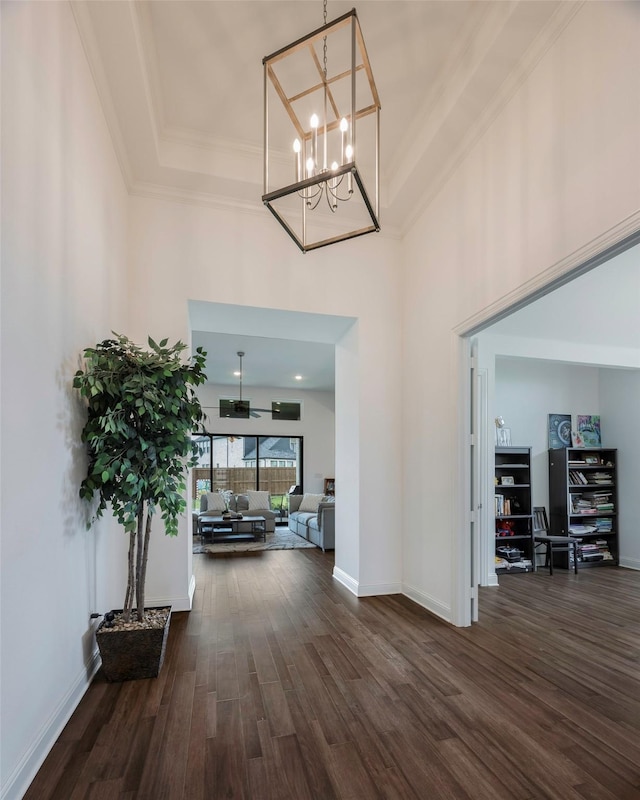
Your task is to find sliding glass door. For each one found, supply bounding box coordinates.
[192,434,303,514]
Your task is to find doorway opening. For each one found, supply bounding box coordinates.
[462,230,640,624]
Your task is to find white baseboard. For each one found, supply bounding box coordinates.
[1,650,101,800]
[402,582,452,624]
[487,574,499,587]
[332,566,401,597]
[357,581,403,596]
[619,557,640,571]
[147,590,193,613]
[332,566,359,595]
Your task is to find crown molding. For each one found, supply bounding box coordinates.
[70,0,134,191]
[398,0,584,237]
[455,208,640,337]
[129,180,402,241]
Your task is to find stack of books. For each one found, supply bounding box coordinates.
[578,540,613,562]
[571,492,614,514]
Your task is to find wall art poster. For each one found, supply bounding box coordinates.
[577,415,601,447]
[548,413,572,449]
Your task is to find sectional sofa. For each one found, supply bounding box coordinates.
[288,494,335,551]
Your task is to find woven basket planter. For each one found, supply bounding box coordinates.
[96,606,171,682]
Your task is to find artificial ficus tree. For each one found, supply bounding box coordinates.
[73,333,207,622]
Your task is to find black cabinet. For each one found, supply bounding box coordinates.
[495,447,534,574]
[548,447,618,569]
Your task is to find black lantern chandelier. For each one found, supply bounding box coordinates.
[262,3,381,253]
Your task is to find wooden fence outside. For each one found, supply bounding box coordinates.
[192,466,297,505]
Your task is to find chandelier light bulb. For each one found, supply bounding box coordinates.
[331,161,338,171]
[340,117,348,133]
[310,114,319,170]
[306,157,314,176]
[345,144,353,161]
[293,138,302,181]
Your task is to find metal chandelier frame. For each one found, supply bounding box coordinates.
[262,8,381,253]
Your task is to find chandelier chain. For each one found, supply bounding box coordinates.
[323,0,328,79]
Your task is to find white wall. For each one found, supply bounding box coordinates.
[126,194,404,601]
[600,370,640,570]
[402,0,640,623]
[197,384,335,494]
[495,358,602,514]
[0,3,130,798]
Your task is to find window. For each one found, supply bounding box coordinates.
[191,434,304,511]
[272,401,301,421]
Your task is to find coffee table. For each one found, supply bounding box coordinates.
[198,515,267,543]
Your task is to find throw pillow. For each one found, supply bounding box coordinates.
[205,492,227,512]
[298,493,324,512]
[247,490,270,512]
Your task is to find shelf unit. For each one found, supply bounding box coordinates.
[324,478,335,496]
[548,447,618,569]
[494,447,534,574]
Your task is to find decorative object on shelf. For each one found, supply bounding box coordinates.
[495,417,512,446]
[577,414,601,447]
[262,1,380,252]
[501,476,515,486]
[571,429,584,447]
[548,413,572,449]
[73,334,207,681]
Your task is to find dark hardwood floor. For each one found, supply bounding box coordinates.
[24,551,640,799]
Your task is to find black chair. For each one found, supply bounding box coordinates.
[533,506,578,575]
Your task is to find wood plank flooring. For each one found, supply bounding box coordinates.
[24,551,640,799]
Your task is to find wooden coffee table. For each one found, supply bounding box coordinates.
[198,515,266,543]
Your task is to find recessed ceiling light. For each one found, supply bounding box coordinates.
[233,371,241,376]
[294,375,302,381]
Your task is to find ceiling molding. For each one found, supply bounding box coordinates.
[399,0,584,236]
[129,180,403,240]
[70,0,134,191]
[455,207,640,337]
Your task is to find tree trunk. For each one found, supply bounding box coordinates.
[124,529,136,623]
[134,508,145,621]
[137,507,152,622]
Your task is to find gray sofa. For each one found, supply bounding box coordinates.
[288,494,335,551]
[198,492,277,533]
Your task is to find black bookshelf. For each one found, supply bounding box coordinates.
[494,447,534,574]
[548,447,618,569]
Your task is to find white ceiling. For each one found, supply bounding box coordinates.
[484,243,640,354]
[72,0,599,390]
[72,0,571,234]
[192,331,336,391]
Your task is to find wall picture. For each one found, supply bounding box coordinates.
[577,415,601,447]
[548,413,571,449]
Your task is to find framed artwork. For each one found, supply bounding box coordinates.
[577,415,601,447]
[548,413,571,449]
[501,476,515,486]
[496,427,512,446]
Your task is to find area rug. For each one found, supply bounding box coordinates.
[193,526,316,555]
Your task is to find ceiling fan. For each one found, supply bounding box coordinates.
[204,351,280,419]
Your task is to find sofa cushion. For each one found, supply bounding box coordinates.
[246,490,270,512]
[298,493,324,512]
[204,492,227,512]
[291,512,317,526]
